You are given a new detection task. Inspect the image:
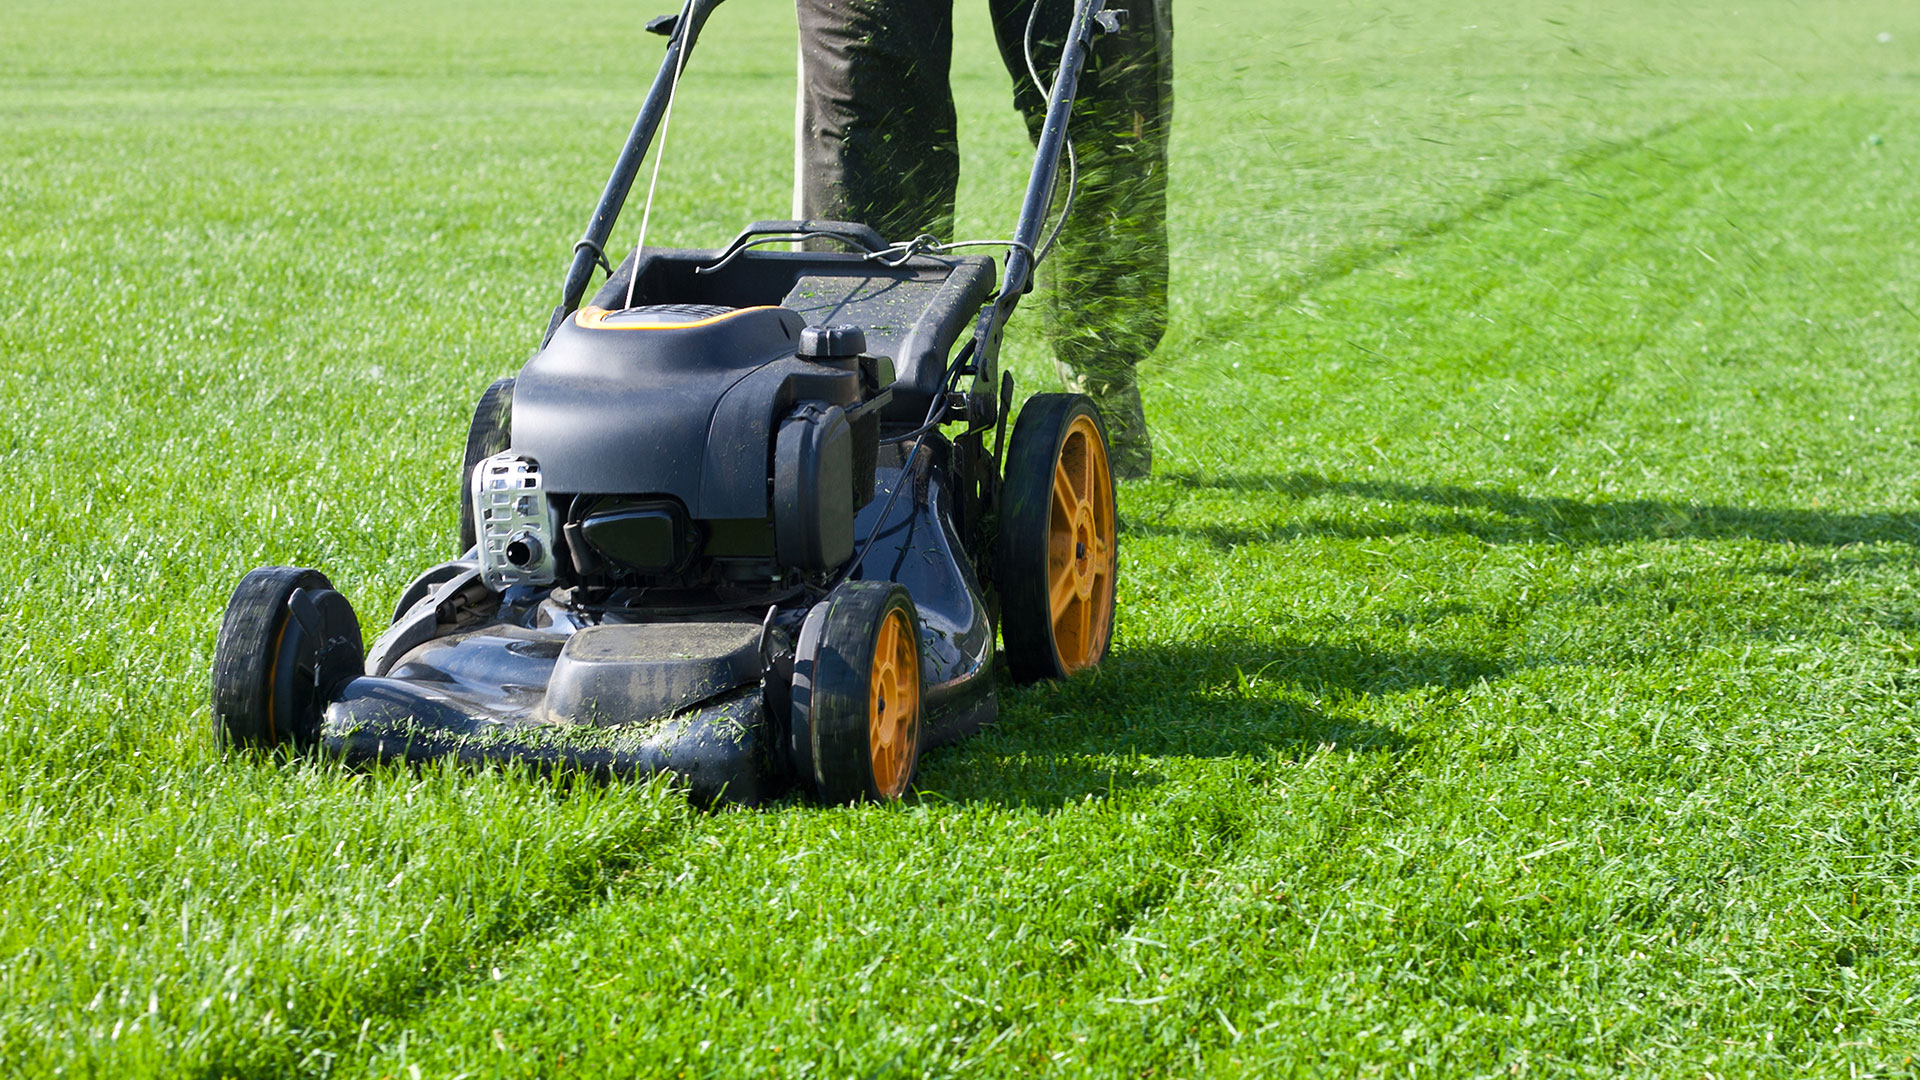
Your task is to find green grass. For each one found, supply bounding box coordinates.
[3,0,1919,1075]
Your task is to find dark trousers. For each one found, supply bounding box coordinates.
[795,0,1171,428]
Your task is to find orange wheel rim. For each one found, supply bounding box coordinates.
[1046,414,1115,673]
[868,607,920,799]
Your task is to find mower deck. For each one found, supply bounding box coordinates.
[317,443,996,803]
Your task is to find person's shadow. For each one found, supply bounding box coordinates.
[1132,471,1920,550]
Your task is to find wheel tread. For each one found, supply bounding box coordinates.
[800,581,923,804]
[457,375,516,553]
[211,567,331,749]
[998,394,1117,682]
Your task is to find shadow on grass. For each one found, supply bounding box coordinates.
[928,634,1487,809]
[1141,471,1920,549]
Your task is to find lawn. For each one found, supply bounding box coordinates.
[2,0,1918,1075]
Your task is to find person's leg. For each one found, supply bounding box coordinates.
[795,0,960,243]
[988,0,1171,479]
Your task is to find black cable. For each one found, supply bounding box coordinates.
[837,438,926,586]
[835,338,979,584]
[878,415,944,447]
[879,339,974,445]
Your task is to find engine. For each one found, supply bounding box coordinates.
[473,304,894,597]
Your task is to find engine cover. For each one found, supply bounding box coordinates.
[510,304,861,519]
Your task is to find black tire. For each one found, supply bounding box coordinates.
[997,393,1117,683]
[792,581,923,804]
[211,566,364,751]
[457,375,515,553]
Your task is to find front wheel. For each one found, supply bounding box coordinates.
[211,567,363,751]
[997,393,1117,682]
[791,581,923,803]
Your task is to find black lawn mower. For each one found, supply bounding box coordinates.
[210,0,1126,804]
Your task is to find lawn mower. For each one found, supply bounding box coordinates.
[210,0,1125,803]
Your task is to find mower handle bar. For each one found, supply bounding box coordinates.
[546,0,1116,413]
[695,219,892,272]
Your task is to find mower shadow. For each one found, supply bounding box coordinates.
[1137,471,1920,550]
[922,634,1481,810]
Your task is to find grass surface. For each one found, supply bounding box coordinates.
[4,0,1920,1075]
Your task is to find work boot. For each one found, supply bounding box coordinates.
[1098,384,1153,481]
[1057,364,1152,480]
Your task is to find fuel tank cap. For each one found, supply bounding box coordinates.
[798,323,866,360]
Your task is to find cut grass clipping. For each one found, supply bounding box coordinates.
[2,0,1918,1075]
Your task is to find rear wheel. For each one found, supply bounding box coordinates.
[998,393,1116,682]
[389,561,468,624]
[793,581,923,803]
[457,376,515,553]
[211,567,364,751]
